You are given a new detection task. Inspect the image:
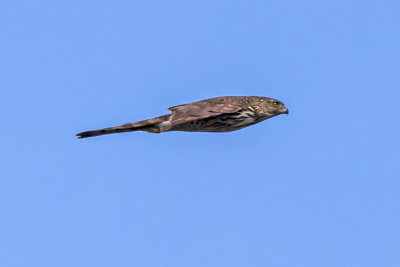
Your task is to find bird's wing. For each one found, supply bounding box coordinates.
[167,98,244,126]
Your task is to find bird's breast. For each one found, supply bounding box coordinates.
[233,110,258,126]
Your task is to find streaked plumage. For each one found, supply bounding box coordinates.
[76,96,288,138]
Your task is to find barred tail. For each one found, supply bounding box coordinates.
[76,115,170,138]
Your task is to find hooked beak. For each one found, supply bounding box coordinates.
[283,108,289,115]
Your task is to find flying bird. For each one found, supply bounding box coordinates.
[76,96,288,138]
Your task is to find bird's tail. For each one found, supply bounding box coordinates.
[76,115,170,138]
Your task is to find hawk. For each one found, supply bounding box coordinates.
[76,96,288,138]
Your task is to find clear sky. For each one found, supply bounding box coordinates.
[1,0,399,266]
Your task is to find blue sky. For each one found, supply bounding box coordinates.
[1,0,399,266]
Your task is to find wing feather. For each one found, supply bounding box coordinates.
[165,97,245,130]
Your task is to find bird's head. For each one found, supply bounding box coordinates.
[258,97,289,117]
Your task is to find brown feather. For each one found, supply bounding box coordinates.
[77,96,288,138]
